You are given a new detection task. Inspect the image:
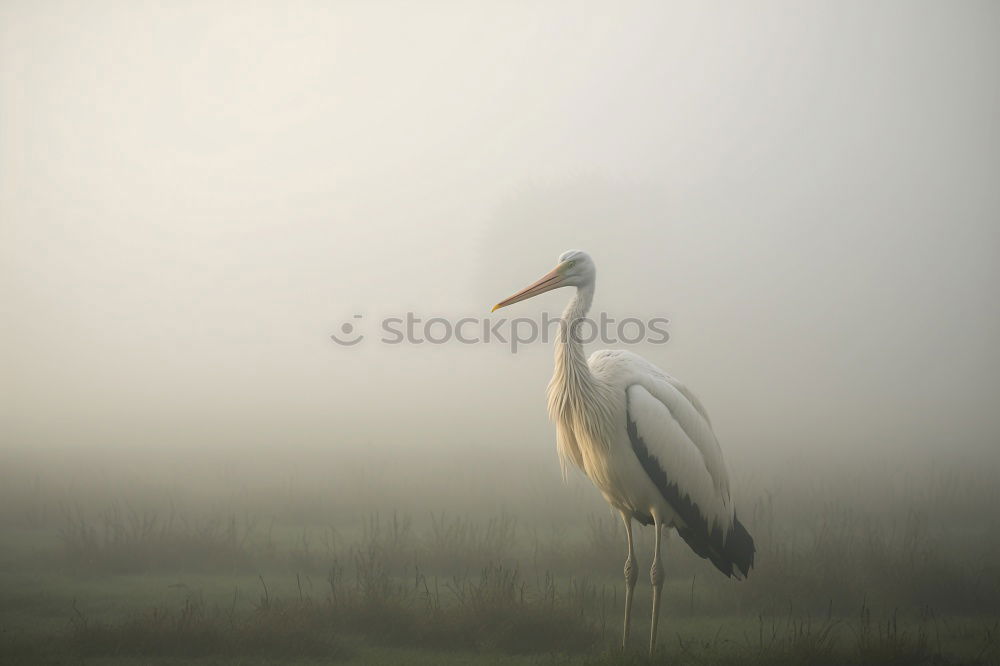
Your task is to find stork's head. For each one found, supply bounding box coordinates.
[492,249,595,312]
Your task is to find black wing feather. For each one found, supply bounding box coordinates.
[625,388,755,578]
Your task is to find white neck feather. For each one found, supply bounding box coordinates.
[547,282,602,420]
[546,279,618,480]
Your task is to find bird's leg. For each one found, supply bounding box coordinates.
[649,514,665,656]
[620,511,638,651]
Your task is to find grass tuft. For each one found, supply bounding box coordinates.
[68,593,349,659]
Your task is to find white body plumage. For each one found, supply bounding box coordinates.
[550,348,734,539]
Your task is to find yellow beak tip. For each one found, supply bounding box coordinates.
[491,304,501,312]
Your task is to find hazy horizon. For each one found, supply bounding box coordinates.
[3,0,998,481]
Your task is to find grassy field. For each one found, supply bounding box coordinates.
[1,448,999,665]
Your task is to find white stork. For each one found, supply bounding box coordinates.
[492,250,754,654]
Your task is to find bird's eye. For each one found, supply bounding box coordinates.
[566,260,576,268]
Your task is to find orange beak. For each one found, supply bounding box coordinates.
[492,266,565,312]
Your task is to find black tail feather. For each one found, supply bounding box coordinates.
[677,514,755,578]
[725,515,756,578]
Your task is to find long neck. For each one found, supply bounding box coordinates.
[548,279,617,471]
[555,283,594,384]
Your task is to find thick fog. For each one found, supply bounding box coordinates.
[2,0,998,492]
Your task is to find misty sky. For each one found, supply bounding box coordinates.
[2,1,998,473]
